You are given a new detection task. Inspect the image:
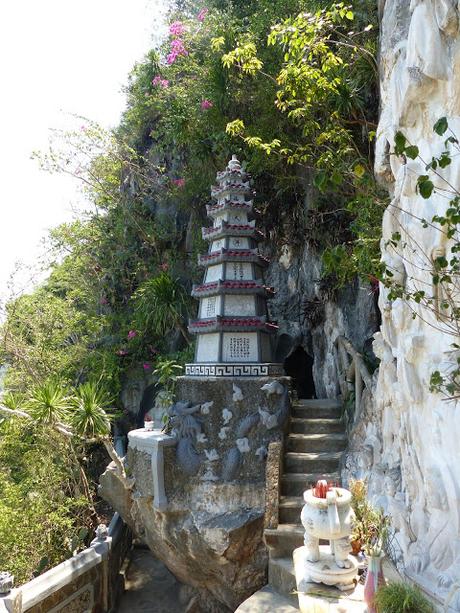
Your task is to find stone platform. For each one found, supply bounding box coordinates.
[294,546,359,594]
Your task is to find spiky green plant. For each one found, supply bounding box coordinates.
[1,390,26,411]
[132,272,190,343]
[26,381,71,425]
[70,381,112,438]
[373,582,435,613]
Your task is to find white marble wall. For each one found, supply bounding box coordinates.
[353,2,460,609]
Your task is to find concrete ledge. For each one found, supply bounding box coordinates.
[235,585,299,612]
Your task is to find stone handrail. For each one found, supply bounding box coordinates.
[264,440,283,530]
[0,512,131,613]
[335,336,372,431]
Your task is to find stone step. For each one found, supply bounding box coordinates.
[294,399,342,409]
[292,399,342,419]
[279,496,303,524]
[235,585,299,612]
[290,417,345,435]
[286,433,347,453]
[284,451,342,473]
[264,524,305,558]
[268,556,297,604]
[281,472,340,497]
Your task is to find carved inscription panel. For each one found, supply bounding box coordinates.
[226,262,252,281]
[223,332,258,362]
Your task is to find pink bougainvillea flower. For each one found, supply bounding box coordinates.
[172,178,186,188]
[167,38,188,64]
[171,38,188,54]
[152,76,169,88]
[201,98,213,110]
[143,362,151,371]
[197,8,208,22]
[169,21,186,37]
[127,330,137,340]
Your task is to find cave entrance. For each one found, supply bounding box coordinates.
[284,346,316,399]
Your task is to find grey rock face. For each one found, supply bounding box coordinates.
[101,376,291,611]
[266,244,378,399]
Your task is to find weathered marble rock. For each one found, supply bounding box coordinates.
[100,376,290,612]
[345,2,460,610]
[266,247,379,399]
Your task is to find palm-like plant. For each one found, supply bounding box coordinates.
[26,381,71,425]
[133,272,191,343]
[70,381,126,477]
[70,382,112,438]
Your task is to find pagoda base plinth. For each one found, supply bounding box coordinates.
[185,362,284,377]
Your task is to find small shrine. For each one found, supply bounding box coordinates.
[185,155,283,377]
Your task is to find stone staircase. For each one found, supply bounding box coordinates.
[236,398,347,612]
[265,398,346,559]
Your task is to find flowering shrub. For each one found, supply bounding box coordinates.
[169,21,186,37]
[197,8,208,22]
[201,99,213,110]
[152,76,169,88]
[167,38,188,64]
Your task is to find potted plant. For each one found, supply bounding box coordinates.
[349,479,367,554]
[349,480,391,612]
[362,506,390,613]
[144,414,154,431]
[373,582,435,613]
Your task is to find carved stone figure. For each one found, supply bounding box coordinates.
[169,401,204,476]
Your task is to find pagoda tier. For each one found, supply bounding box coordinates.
[206,200,254,218]
[201,221,264,242]
[191,279,274,299]
[185,155,283,378]
[198,249,269,268]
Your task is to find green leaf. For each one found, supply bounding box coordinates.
[434,117,448,136]
[394,132,406,155]
[417,176,434,199]
[405,145,419,160]
[438,153,451,168]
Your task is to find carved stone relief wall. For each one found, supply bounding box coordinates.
[345,2,460,610]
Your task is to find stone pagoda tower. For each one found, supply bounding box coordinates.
[185,155,282,377]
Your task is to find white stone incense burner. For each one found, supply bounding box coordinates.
[295,483,358,594]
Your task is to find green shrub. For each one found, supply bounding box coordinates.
[373,582,435,613]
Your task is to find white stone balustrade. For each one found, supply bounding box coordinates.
[127,429,177,511]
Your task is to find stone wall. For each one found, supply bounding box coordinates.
[100,376,291,612]
[0,514,131,613]
[345,2,460,611]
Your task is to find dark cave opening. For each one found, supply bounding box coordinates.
[283,346,316,399]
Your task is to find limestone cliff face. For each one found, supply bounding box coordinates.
[266,244,378,399]
[345,2,460,610]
